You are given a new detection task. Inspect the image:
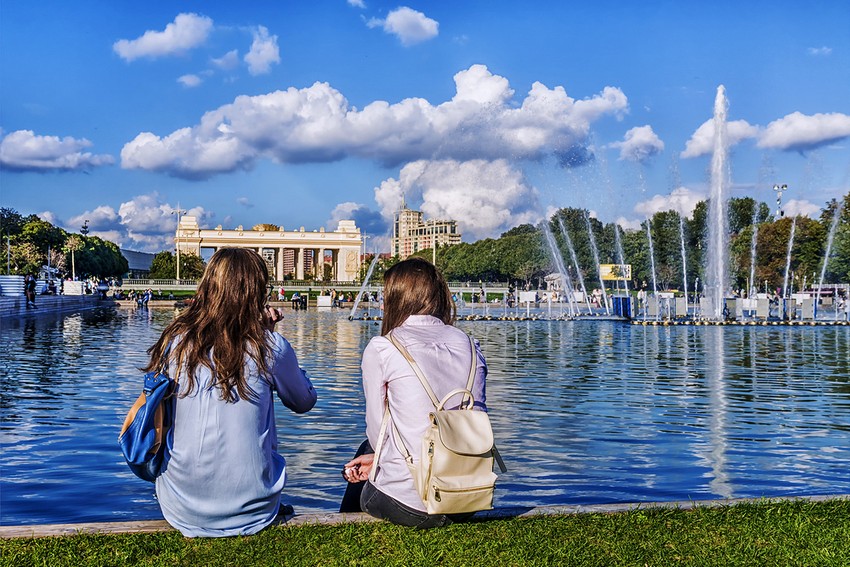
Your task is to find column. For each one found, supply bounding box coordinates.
[317,248,325,281]
[276,247,285,281]
[295,248,304,280]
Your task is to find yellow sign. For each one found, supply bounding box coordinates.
[600,264,632,281]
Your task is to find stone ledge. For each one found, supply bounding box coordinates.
[2,494,846,539]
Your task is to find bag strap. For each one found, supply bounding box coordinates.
[387,332,477,409]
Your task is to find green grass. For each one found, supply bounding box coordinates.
[3,499,849,566]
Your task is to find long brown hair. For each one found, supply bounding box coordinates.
[380,257,455,336]
[144,248,272,402]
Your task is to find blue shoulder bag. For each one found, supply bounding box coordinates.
[118,345,177,482]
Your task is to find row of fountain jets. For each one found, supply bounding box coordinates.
[349,86,845,324]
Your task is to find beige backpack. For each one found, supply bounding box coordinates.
[370,333,507,515]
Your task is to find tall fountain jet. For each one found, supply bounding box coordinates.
[705,85,731,320]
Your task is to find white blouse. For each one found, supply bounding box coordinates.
[362,315,487,512]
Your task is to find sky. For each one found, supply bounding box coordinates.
[1,1,849,254]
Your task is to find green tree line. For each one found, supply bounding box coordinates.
[1,208,128,279]
[404,192,850,293]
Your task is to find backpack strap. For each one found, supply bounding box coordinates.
[387,332,477,409]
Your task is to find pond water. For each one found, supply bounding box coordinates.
[1,306,849,526]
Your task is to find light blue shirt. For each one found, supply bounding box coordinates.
[156,332,316,537]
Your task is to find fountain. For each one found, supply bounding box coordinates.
[781,217,797,299]
[646,220,660,319]
[585,211,610,315]
[557,217,593,314]
[704,85,731,320]
[748,224,759,297]
[815,205,842,316]
[348,253,381,320]
[678,215,689,310]
[542,222,575,317]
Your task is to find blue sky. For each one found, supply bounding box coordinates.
[2,1,849,253]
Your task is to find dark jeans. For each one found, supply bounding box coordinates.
[339,439,470,529]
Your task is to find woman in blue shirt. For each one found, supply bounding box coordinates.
[143,248,317,537]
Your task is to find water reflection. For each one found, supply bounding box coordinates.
[1,308,849,525]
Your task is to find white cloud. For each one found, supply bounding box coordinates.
[44,194,213,252]
[178,74,202,88]
[807,46,832,56]
[783,199,821,218]
[327,201,388,236]
[615,216,642,231]
[211,49,240,70]
[633,186,705,218]
[244,26,280,75]
[347,0,366,7]
[66,206,121,240]
[37,211,61,225]
[681,118,759,158]
[757,112,850,152]
[113,13,213,61]
[371,7,438,46]
[611,125,664,163]
[120,64,628,179]
[374,159,543,241]
[0,130,114,172]
[237,197,254,208]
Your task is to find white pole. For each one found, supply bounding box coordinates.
[172,205,185,281]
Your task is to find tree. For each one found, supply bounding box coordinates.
[180,252,205,280]
[10,242,43,275]
[728,197,758,235]
[72,236,128,278]
[0,208,26,239]
[149,251,176,279]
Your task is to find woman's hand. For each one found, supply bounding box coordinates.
[262,306,283,331]
[342,454,374,483]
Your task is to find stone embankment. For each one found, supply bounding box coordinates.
[0,294,104,319]
[0,494,845,538]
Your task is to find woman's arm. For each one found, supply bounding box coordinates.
[361,338,388,451]
[269,333,317,413]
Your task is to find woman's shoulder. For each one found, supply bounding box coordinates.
[365,334,392,352]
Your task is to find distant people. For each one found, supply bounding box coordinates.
[142,248,316,537]
[98,279,109,299]
[24,274,37,308]
[290,292,300,309]
[138,288,153,306]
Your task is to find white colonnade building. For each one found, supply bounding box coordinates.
[175,216,363,281]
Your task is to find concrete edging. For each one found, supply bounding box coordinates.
[2,494,846,539]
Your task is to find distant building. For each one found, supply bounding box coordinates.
[121,249,156,278]
[392,205,461,258]
[174,217,362,281]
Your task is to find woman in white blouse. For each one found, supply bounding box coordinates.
[340,257,488,528]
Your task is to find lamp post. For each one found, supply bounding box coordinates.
[773,184,788,218]
[171,206,185,281]
[431,219,436,265]
[361,233,371,281]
